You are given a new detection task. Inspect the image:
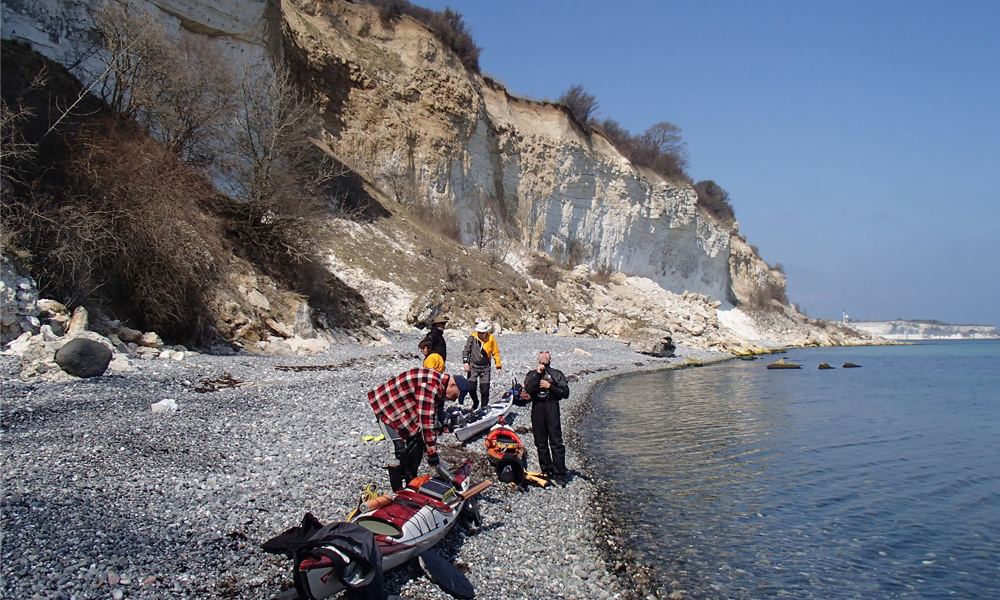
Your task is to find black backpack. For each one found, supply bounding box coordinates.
[503,380,529,407]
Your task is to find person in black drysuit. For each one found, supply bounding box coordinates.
[523,351,570,487]
[421,314,450,361]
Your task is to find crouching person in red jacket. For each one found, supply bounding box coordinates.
[368,367,462,491]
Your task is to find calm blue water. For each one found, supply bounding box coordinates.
[581,340,1000,599]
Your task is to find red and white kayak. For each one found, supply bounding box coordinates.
[291,459,489,600]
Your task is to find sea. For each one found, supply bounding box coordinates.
[580,340,1000,599]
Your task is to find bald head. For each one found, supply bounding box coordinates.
[535,351,552,374]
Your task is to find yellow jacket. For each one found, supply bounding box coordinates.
[463,332,502,369]
[422,353,445,372]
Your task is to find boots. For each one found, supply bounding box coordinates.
[386,465,405,492]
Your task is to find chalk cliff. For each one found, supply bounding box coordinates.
[3,0,767,301]
[2,0,874,351]
[283,1,745,303]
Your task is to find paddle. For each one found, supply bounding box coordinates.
[418,548,475,599]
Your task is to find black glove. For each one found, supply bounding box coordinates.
[427,452,440,467]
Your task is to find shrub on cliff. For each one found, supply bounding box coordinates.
[559,84,599,129]
[63,125,228,340]
[360,0,481,71]
[693,179,736,224]
[3,116,228,343]
[594,118,691,182]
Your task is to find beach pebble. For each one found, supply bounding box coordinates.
[1,333,719,599]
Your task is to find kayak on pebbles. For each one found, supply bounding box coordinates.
[0,332,722,600]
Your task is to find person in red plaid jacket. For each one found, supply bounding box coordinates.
[368,367,464,491]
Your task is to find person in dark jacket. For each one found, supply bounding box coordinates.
[421,314,450,362]
[523,351,570,487]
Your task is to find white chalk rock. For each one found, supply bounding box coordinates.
[151,398,178,414]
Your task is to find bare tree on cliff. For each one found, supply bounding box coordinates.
[634,121,689,180]
[594,118,691,182]
[468,189,513,266]
[220,62,343,277]
[559,84,599,128]
[92,0,235,165]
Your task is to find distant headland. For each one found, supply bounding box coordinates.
[846,319,999,340]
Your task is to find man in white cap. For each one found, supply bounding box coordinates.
[462,321,503,411]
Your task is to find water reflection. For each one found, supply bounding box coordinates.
[581,346,1000,599]
[585,363,785,596]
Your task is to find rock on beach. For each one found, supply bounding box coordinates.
[0,332,721,600]
[54,337,113,378]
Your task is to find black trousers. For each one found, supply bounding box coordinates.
[467,363,492,410]
[388,434,425,491]
[531,400,566,479]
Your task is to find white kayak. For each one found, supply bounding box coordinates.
[452,393,514,443]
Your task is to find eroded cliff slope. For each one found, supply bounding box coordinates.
[282,0,747,302]
[2,0,874,352]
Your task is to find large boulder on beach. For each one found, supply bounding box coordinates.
[54,338,112,378]
[630,336,676,357]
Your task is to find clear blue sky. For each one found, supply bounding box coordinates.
[415,0,1000,326]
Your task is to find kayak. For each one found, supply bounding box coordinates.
[453,393,514,443]
[277,459,489,600]
[485,419,528,485]
[484,419,525,462]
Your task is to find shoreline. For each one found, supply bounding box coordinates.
[567,352,738,600]
[0,332,724,599]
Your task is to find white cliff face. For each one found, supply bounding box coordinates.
[473,86,734,300]
[281,1,745,304]
[3,0,783,319]
[848,321,999,340]
[2,0,271,93]
[1,0,95,63]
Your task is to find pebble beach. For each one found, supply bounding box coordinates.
[1,332,723,600]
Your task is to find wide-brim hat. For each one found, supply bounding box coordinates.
[475,321,490,333]
[430,315,450,325]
